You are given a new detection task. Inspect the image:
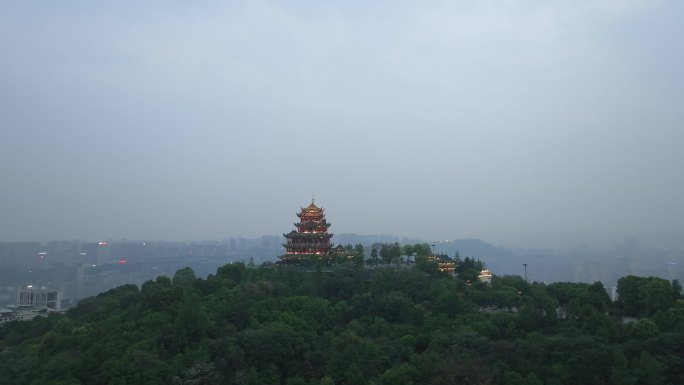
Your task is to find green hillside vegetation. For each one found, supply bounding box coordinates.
[1,261,683,385]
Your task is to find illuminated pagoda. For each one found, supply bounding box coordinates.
[279,198,334,265]
[478,269,493,285]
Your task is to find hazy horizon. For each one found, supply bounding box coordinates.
[2,1,682,248]
[2,229,683,252]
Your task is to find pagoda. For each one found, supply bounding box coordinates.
[279,198,334,265]
[478,269,493,285]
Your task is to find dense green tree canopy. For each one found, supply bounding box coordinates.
[1,266,682,385]
[617,275,681,317]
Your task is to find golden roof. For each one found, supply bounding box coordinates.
[307,196,319,208]
[300,197,324,214]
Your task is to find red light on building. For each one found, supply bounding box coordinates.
[98,242,108,246]
[117,259,127,264]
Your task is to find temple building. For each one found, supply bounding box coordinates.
[478,269,493,285]
[424,254,457,275]
[279,199,334,265]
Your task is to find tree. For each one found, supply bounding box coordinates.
[172,294,213,348]
[390,243,402,264]
[618,276,678,317]
[617,275,642,316]
[172,267,197,289]
[632,351,666,385]
[379,244,390,264]
[142,276,180,311]
[344,363,365,385]
[609,350,636,385]
[585,281,612,313]
[354,244,365,258]
[402,245,414,259]
[456,257,485,274]
[413,243,432,257]
[631,318,660,339]
[350,253,365,267]
[379,363,416,385]
[215,263,245,286]
[369,248,379,267]
[664,300,684,332]
[4,265,684,385]
[172,363,223,385]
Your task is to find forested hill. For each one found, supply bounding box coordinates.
[1,264,683,385]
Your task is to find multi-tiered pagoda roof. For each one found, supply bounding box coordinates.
[279,199,334,265]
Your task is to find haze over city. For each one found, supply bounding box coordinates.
[1,1,683,248]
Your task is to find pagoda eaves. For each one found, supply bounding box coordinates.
[279,199,334,265]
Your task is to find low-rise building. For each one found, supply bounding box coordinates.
[18,285,61,310]
[0,305,52,325]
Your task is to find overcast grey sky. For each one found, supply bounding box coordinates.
[1,1,682,246]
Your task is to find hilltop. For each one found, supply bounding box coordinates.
[0,263,683,384]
